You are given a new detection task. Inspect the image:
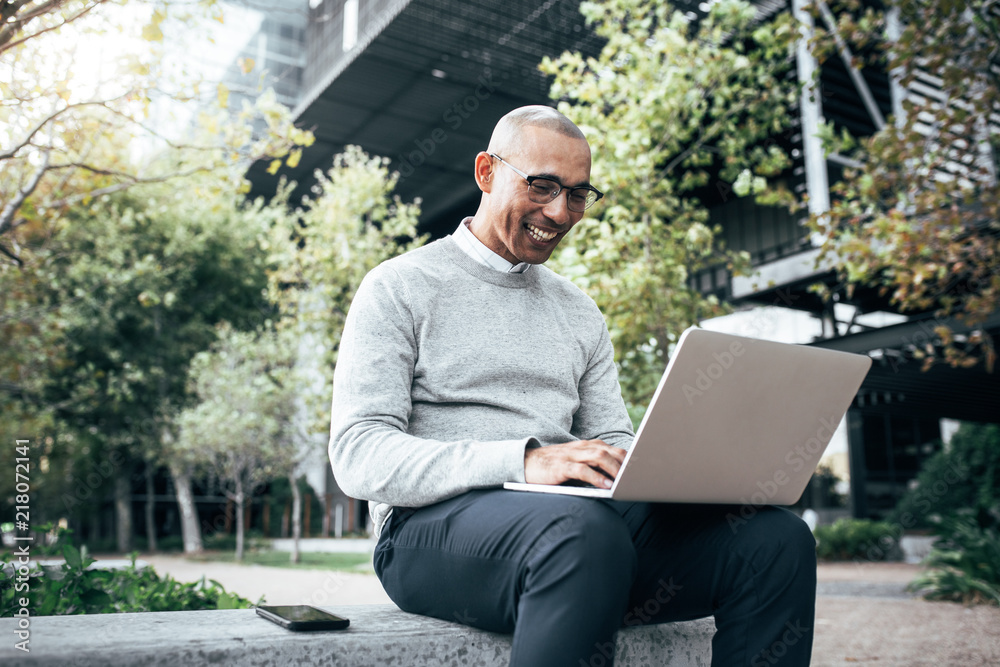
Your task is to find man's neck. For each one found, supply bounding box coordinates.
[457,217,530,274]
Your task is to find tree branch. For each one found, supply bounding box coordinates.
[0,148,50,236]
[0,0,108,56]
[0,241,24,266]
[44,164,224,209]
[46,161,138,179]
[18,0,77,23]
[0,0,34,27]
[0,151,218,241]
[0,92,136,161]
[97,103,237,154]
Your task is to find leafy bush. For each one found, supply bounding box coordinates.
[1,544,255,617]
[887,422,1000,605]
[891,423,1000,531]
[907,512,1000,606]
[814,518,901,562]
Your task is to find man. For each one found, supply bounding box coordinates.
[329,105,815,666]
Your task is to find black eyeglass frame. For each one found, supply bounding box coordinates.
[489,153,604,212]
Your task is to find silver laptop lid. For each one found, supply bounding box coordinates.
[609,328,871,505]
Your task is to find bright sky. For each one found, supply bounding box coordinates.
[15,1,265,156]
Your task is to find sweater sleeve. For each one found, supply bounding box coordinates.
[328,265,531,509]
[570,314,636,451]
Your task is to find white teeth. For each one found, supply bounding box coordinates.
[527,224,556,242]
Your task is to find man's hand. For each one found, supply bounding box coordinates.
[524,440,626,488]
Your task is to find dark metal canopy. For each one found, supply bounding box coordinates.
[812,312,1000,424]
[247,0,607,238]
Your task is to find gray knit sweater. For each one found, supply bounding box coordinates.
[328,236,634,537]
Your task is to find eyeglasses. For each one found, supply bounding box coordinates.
[489,153,604,213]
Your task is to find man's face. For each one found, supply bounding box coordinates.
[483,126,592,265]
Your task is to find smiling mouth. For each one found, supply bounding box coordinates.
[526,223,557,243]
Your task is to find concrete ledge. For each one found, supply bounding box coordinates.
[0,604,714,666]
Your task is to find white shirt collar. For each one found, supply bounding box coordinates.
[452,217,531,274]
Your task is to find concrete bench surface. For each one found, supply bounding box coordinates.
[0,603,714,666]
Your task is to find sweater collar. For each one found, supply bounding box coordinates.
[453,217,532,274]
[440,236,541,289]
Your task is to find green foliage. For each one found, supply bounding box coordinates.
[891,423,1000,531]
[1,545,254,617]
[172,323,300,559]
[49,187,274,425]
[798,464,848,509]
[814,518,901,562]
[891,423,1000,606]
[2,100,309,544]
[1,0,313,549]
[171,145,423,558]
[265,145,425,433]
[908,513,1000,606]
[805,0,1000,371]
[201,531,269,553]
[0,183,278,540]
[176,324,298,475]
[543,0,798,406]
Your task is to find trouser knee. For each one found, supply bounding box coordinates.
[523,499,636,583]
[726,507,817,602]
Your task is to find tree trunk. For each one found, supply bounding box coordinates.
[169,464,203,553]
[234,477,245,562]
[144,462,158,553]
[289,473,302,564]
[114,461,133,553]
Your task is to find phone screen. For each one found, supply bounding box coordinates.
[256,605,350,631]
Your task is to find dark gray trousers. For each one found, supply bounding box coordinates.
[374,489,816,666]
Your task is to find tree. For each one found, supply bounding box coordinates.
[0,0,312,264]
[542,0,799,408]
[174,324,301,562]
[0,0,314,552]
[891,422,1000,530]
[265,146,425,437]
[29,182,276,552]
[806,0,1000,371]
[0,1,114,56]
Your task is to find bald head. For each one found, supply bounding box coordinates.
[487,105,587,160]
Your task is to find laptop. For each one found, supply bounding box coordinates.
[503,327,872,505]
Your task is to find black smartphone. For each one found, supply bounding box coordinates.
[255,604,351,631]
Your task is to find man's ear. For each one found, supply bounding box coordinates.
[474,152,494,193]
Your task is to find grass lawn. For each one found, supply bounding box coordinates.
[189,550,373,571]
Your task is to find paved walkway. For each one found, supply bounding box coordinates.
[138,553,392,607]
[813,562,1000,665]
[130,554,999,665]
